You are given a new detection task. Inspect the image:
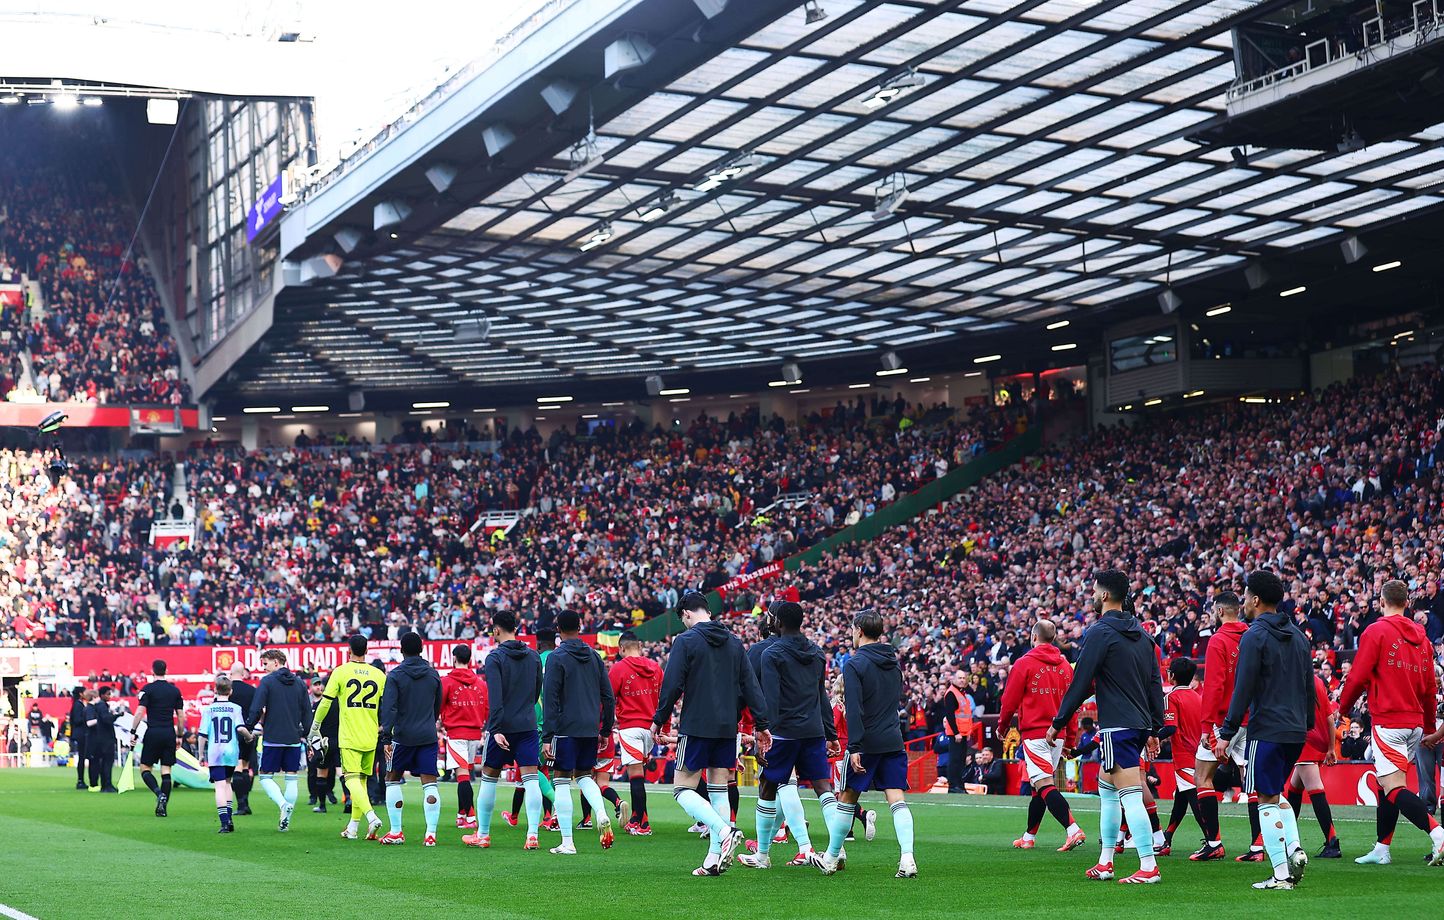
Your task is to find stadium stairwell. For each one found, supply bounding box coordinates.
[631,426,1042,640]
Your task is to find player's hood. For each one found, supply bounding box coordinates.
[772,633,825,665]
[1027,643,1066,666]
[1253,611,1297,641]
[693,619,734,647]
[1096,611,1144,640]
[392,656,435,681]
[1376,613,1429,648]
[855,641,898,670]
[447,666,478,686]
[498,639,533,659]
[557,637,597,662]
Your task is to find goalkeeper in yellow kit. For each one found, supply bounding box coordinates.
[310,634,388,840]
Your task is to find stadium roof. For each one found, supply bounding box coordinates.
[226,0,1444,406]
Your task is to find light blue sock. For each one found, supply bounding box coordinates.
[891,801,914,856]
[1279,800,1300,854]
[708,783,731,826]
[673,786,729,852]
[1098,781,1120,864]
[282,775,298,808]
[1119,786,1156,870]
[823,795,852,858]
[778,783,812,849]
[756,798,779,855]
[1259,802,1288,880]
[522,774,543,836]
[477,774,499,834]
[422,782,440,836]
[554,778,574,843]
[259,774,285,810]
[386,781,404,833]
[577,776,610,826]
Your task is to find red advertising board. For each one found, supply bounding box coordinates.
[70,639,539,677]
[0,403,199,430]
[715,560,784,598]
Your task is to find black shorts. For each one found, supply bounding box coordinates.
[238,735,257,766]
[139,730,177,768]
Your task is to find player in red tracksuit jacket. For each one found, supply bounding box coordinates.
[1338,580,1444,866]
[996,619,1085,852]
[1286,674,1340,859]
[1191,593,1251,862]
[609,632,663,834]
[440,645,488,830]
[1161,658,1204,854]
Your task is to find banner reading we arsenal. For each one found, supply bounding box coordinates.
[714,560,784,598]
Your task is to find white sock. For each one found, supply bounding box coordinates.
[1022,832,1036,842]
[1067,822,1080,835]
[283,776,298,808]
[259,775,285,810]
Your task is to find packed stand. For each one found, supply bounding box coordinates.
[747,365,1444,762]
[0,129,188,405]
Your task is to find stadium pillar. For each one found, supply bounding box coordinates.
[649,400,673,428]
[759,394,796,425]
[374,414,400,443]
[241,419,259,451]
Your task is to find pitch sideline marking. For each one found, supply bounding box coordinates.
[0,904,41,920]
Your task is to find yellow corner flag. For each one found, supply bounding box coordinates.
[117,748,136,793]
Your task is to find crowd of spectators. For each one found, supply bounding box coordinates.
[0,132,188,405]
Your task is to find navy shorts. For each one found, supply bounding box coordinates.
[1099,730,1147,772]
[846,751,909,793]
[761,738,831,784]
[677,735,736,773]
[1245,739,1304,797]
[259,744,302,774]
[484,730,541,770]
[552,737,599,773]
[209,765,236,783]
[388,742,440,777]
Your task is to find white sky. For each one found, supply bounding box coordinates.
[0,0,546,160]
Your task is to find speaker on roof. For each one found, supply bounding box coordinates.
[781,362,801,383]
[1340,235,1367,265]
[645,375,664,396]
[881,350,902,371]
[348,390,365,412]
[604,33,655,80]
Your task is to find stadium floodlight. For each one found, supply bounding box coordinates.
[1046,320,1070,330]
[81,97,102,107]
[876,368,908,376]
[804,0,828,24]
[538,395,573,403]
[243,406,282,414]
[412,401,451,409]
[861,69,926,109]
[694,152,765,192]
[1280,285,1307,297]
[1144,398,1163,406]
[580,223,613,252]
[1373,260,1402,273]
[147,98,179,124]
[872,173,908,221]
[0,94,19,105]
[1051,343,1077,351]
[1205,303,1232,316]
[909,377,931,383]
[291,405,329,412]
[52,94,80,110]
[639,190,679,222]
[658,388,690,396]
[973,354,1002,364]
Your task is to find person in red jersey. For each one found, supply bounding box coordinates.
[1160,657,1204,855]
[1339,580,1444,866]
[997,619,1084,852]
[440,644,488,832]
[1286,673,1340,859]
[609,630,663,835]
[1190,591,1254,862]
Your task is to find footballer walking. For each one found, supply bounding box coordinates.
[541,611,618,854]
[1213,571,1315,889]
[309,635,387,840]
[379,632,444,846]
[248,649,312,832]
[1048,570,1165,884]
[441,643,488,832]
[466,611,545,850]
[651,592,770,876]
[611,629,663,835]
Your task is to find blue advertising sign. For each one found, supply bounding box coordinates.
[246,174,286,243]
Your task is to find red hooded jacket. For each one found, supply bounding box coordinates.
[1202,620,1249,732]
[996,643,1073,739]
[609,654,664,731]
[440,666,487,740]
[1338,615,1438,732]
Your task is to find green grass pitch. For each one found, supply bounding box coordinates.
[0,769,1439,918]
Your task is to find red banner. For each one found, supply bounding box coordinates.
[0,403,199,430]
[715,560,784,598]
[0,286,22,309]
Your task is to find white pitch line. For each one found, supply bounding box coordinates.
[0,904,41,920]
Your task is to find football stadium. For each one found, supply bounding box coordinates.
[3,0,1444,916]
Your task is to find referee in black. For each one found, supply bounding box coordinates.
[134,660,184,817]
[228,662,259,815]
[69,687,89,790]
